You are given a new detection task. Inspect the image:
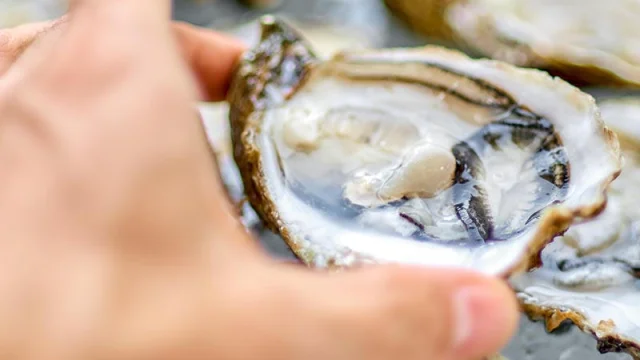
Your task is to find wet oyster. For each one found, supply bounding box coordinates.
[511,97,640,359]
[385,0,640,87]
[227,16,621,274]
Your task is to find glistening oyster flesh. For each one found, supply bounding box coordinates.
[385,0,640,87]
[227,16,621,273]
[512,98,640,359]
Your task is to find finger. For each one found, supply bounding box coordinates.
[174,22,246,102]
[0,18,66,75]
[332,266,519,360]
[0,20,245,101]
[69,0,171,26]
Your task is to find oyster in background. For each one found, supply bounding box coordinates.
[384,0,640,87]
[384,0,455,42]
[227,16,621,273]
[511,98,640,359]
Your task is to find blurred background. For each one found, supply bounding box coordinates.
[0,0,632,359]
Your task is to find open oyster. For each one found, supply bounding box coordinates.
[227,16,621,274]
[511,97,640,359]
[385,0,640,87]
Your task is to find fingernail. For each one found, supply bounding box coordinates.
[452,286,509,351]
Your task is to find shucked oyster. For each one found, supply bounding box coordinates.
[512,98,640,359]
[227,16,621,274]
[385,0,640,87]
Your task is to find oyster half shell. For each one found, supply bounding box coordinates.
[385,0,640,87]
[227,16,621,274]
[512,98,640,359]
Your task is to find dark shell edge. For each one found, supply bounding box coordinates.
[521,302,640,359]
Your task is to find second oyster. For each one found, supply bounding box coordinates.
[385,0,640,87]
[228,17,621,275]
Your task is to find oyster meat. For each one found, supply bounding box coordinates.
[227,16,621,274]
[511,97,640,359]
[385,0,640,87]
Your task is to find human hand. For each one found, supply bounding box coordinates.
[0,1,518,360]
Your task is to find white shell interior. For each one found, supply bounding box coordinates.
[447,0,640,84]
[251,48,619,273]
[511,98,640,346]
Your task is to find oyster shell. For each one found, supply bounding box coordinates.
[385,0,640,87]
[227,16,621,274]
[511,97,640,359]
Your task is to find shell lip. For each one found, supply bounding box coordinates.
[227,16,623,278]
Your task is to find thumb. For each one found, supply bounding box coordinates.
[333,266,519,360]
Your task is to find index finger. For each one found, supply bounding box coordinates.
[174,23,246,102]
[0,20,246,102]
[0,18,66,75]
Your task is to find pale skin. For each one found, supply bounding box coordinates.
[0,1,519,359]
